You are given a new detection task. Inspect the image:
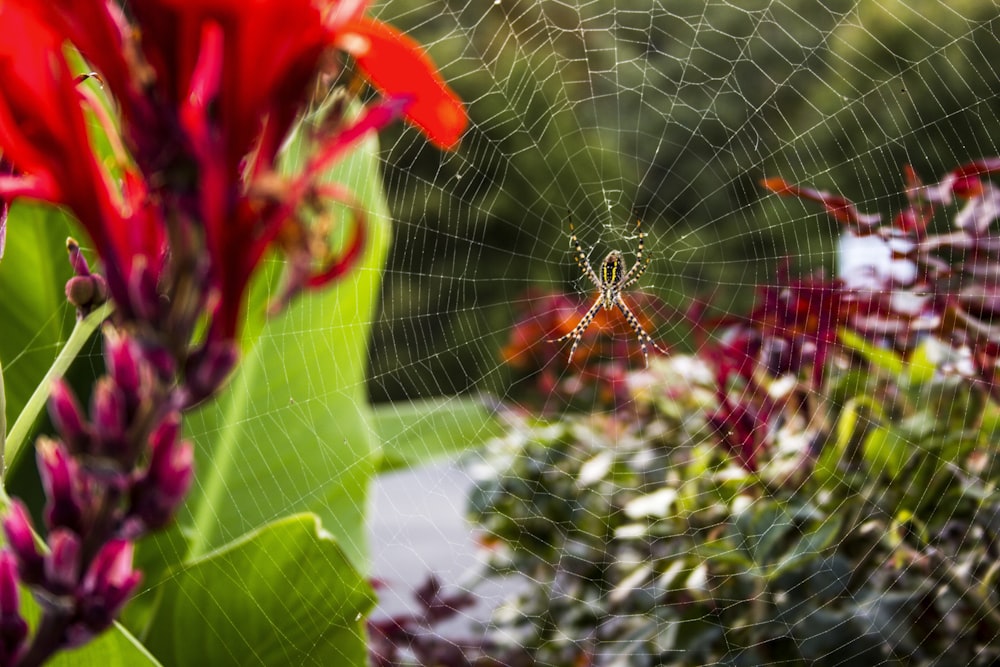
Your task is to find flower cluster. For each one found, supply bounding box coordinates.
[0,0,464,664]
[764,160,1000,399]
[698,159,1000,472]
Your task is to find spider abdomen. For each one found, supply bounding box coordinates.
[600,251,624,308]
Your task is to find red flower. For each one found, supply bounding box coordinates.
[0,0,467,341]
[339,17,468,149]
[0,2,136,294]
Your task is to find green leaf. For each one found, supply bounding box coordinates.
[862,425,910,480]
[906,339,938,385]
[816,396,882,486]
[769,515,843,581]
[839,328,905,376]
[373,396,503,473]
[735,501,795,569]
[139,514,374,667]
[3,302,113,478]
[0,204,78,438]
[181,106,390,571]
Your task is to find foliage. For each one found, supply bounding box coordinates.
[467,364,1000,665]
[371,159,1000,665]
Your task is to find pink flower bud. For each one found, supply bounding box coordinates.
[45,529,81,596]
[65,238,91,277]
[1,501,43,586]
[90,377,128,458]
[49,379,90,454]
[130,414,194,532]
[182,340,238,407]
[127,259,161,323]
[103,329,141,399]
[0,551,28,665]
[37,438,86,534]
[74,540,141,644]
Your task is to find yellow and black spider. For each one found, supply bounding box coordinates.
[551,218,666,365]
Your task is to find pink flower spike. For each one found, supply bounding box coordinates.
[182,340,238,408]
[90,377,128,458]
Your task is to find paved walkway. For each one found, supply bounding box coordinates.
[369,461,510,627]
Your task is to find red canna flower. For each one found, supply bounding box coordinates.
[0,0,467,343]
[0,3,466,661]
[0,2,136,297]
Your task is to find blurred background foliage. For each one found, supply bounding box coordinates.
[365,0,1000,403]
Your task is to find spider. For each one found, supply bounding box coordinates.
[551,217,666,365]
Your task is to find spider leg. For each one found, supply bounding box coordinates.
[550,294,603,364]
[615,293,666,366]
[621,218,650,290]
[569,221,602,289]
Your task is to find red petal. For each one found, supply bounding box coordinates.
[307,211,366,288]
[340,17,467,150]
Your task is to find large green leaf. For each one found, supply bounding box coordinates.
[140,514,374,666]
[180,110,390,570]
[373,396,503,473]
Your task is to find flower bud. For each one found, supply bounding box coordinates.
[37,438,86,534]
[127,259,161,323]
[2,501,44,586]
[49,379,90,454]
[129,415,194,532]
[65,237,91,277]
[65,275,96,308]
[90,377,128,459]
[103,328,141,400]
[0,551,28,665]
[73,540,141,645]
[45,529,81,597]
[182,340,238,407]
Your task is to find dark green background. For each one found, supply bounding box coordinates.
[373,0,1000,402]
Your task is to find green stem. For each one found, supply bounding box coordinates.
[3,302,114,488]
[0,353,5,471]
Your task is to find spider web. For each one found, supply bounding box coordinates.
[302,0,1000,663]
